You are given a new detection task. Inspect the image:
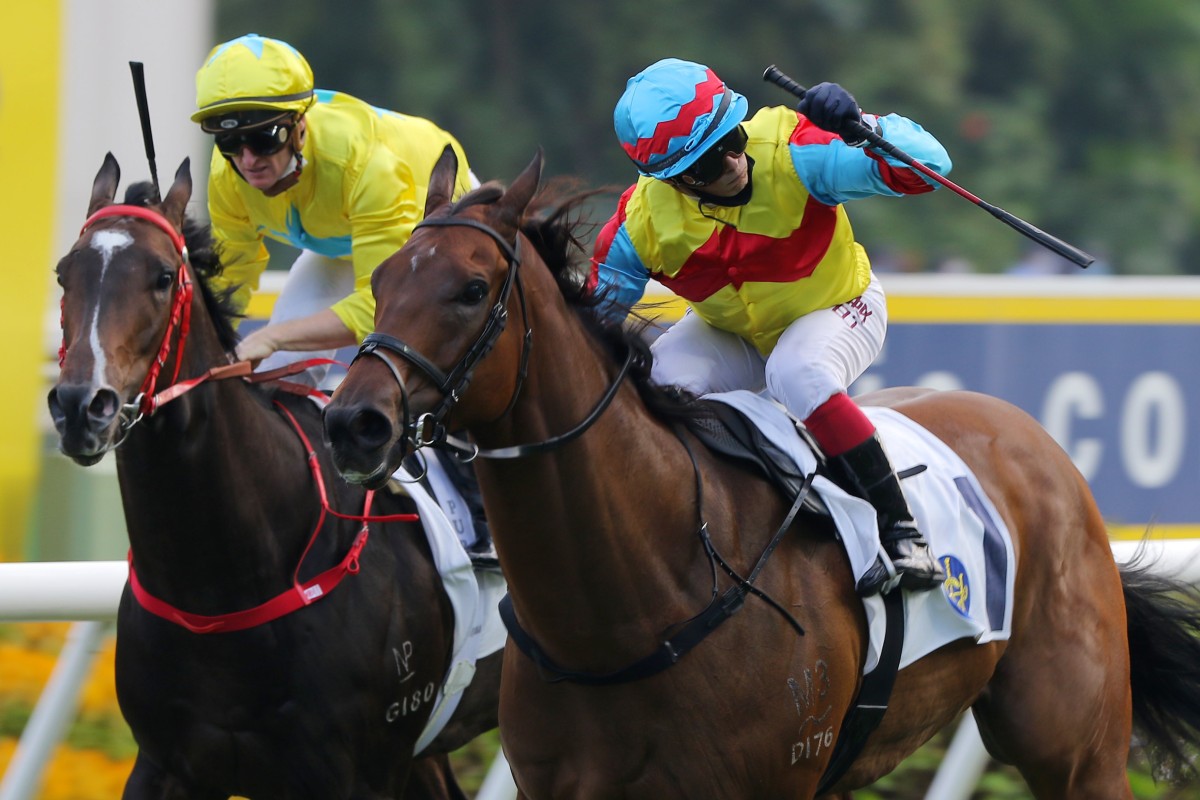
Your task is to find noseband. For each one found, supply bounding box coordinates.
[355,215,532,453]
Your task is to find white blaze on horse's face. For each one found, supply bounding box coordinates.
[90,229,133,273]
[410,243,437,274]
[86,228,134,385]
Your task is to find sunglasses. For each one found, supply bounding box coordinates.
[676,125,749,187]
[214,123,293,158]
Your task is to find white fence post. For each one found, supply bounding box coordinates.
[0,621,108,800]
[475,747,518,800]
[923,715,990,800]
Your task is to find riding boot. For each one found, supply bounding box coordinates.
[826,433,945,596]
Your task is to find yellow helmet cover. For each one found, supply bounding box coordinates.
[193,34,315,123]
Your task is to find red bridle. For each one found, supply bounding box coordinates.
[73,204,194,418]
[71,205,419,632]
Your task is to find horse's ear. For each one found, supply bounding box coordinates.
[499,148,543,222]
[161,158,192,231]
[425,145,458,217]
[87,152,121,217]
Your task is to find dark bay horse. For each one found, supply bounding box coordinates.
[323,148,1200,798]
[48,153,500,799]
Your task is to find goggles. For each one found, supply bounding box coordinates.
[675,125,749,187]
[214,122,293,158]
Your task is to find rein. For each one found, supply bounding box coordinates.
[356,213,634,461]
[443,345,635,461]
[71,204,347,435]
[128,400,419,634]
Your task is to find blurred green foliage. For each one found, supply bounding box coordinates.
[214,0,1200,275]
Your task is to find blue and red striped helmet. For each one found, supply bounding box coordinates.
[615,58,748,180]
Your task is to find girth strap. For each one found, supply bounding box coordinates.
[814,587,905,793]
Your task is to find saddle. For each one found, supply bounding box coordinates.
[686,398,829,517]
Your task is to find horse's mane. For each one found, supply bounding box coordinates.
[448,178,707,422]
[123,182,241,353]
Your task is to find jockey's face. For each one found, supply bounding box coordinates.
[223,117,306,192]
[669,150,749,198]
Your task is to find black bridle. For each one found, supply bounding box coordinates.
[353,213,632,461]
[356,215,529,453]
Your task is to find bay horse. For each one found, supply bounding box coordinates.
[48,153,501,799]
[323,147,1200,798]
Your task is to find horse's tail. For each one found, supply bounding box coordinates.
[1122,557,1200,779]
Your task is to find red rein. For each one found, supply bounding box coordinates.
[128,402,418,634]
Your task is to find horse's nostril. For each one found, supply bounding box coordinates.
[350,409,394,451]
[47,388,67,430]
[88,389,120,424]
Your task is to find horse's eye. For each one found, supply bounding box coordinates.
[155,271,174,292]
[459,280,488,305]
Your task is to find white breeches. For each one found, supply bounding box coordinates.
[649,276,888,420]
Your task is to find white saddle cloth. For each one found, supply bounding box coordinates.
[705,390,1016,675]
[390,458,507,754]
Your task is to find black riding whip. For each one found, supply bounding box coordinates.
[129,61,161,203]
[763,65,1094,268]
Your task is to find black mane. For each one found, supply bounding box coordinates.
[123,181,241,353]
[514,178,706,422]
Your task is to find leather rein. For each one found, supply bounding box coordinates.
[71,205,417,632]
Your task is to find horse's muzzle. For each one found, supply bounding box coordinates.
[324,403,407,488]
[47,382,121,465]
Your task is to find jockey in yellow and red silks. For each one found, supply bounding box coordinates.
[192,33,475,386]
[589,57,952,597]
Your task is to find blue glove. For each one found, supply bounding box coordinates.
[797,82,868,145]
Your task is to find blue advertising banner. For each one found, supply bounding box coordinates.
[851,276,1200,539]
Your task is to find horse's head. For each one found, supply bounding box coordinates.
[48,153,196,465]
[325,146,543,487]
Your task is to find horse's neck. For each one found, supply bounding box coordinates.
[472,318,708,656]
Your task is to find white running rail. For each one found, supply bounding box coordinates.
[2,539,1198,800]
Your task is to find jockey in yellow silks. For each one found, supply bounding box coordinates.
[590,58,952,596]
[192,33,475,385]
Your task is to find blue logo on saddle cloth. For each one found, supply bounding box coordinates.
[940,555,970,617]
